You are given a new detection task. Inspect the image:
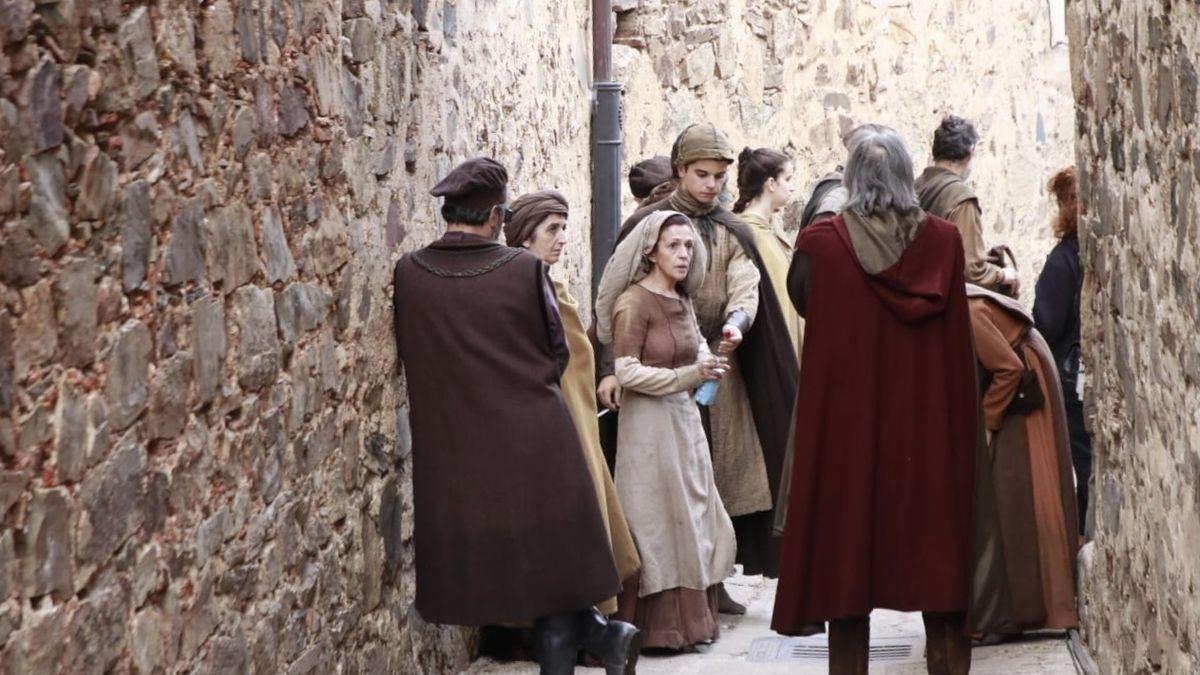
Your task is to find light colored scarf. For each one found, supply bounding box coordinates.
[594,210,708,344]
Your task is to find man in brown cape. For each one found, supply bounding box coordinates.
[915,115,1019,295]
[602,125,799,611]
[392,158,640,675]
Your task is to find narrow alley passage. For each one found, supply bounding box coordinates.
[468,572,1080,675]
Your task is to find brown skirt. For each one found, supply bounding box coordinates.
[614,571,720,650]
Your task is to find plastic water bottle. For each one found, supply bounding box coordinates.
[695,379,719,406]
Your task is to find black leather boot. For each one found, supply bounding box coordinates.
[577,608,641,675]
[533,613,580,675]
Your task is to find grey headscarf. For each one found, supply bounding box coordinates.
[594,210,708,345]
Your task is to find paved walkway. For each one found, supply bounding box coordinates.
[466,573,1079,674]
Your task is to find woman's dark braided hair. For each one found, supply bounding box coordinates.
[732,147,790,214]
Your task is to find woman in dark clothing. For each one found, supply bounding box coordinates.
[1033,166,1092,536]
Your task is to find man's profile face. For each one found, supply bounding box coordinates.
[678,159,730,205]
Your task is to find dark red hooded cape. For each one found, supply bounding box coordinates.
[771,214,977,633]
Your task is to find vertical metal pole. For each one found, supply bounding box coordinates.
[591,82,623,298]
[591,0,621,299]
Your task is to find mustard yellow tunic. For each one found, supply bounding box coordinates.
[741,211,804,357]
[554,279,641,614]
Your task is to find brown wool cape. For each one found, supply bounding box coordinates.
[616,196,800,577]
[966,286,1080,634]
[393,232,620,626]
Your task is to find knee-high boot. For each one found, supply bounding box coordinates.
[534,613,581,675]
[828,616,869,675]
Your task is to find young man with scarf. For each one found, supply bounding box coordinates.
[393,158,641,675]
[602,124,799,612]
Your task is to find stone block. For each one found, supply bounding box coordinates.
[21,487,74,599]
[158,0,198,74]
[76,147,118,221]
[246,151,274,203]
[121,180,154,291]
[192,295,227,404]
[4,604,67,674]
[162,197,207,286]
[0,164,18,217]
[179,574,218,661]
[177,110,204,170]
[279,84,310,137]
[0,223,45,287]
[105,320,152,430]
[1179,52,1197,125]
[84,392,111,469]
[147,351,192,440]
[120,111,161,171]
[202,0,237,76]
[65,582,128,673]
[275,282,331,347]
[0,312,11,415]
[254,76,278,142]
[0,470,27,519]
[0,0,30,46]
[344,18,376,63]
[342,68,364,138]
[231,285,280,390]
[232,106,256,160]
[270,0,287,47]
[302,215,350,277]
[131,606,167,673]
[205,203,261,292]
[379,476,403,581]
[211,633,250,672]
[261,206,296,284]
[55,256,98,368]
[12,280,57,382]
[25,152,69,254]
[196,504,230,565]
[54,385,87,482]
[25,57,64,152]
[131,543,162,608]
[77,438,146,566]
[118,7,160,100]
[0,533,14,601]
[236,0,263,65]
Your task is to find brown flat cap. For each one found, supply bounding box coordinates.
[670,124,736,168]
[430,157,509,210]
[628,156,674,199]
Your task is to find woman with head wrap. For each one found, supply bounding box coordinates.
[505,190,641,619]
[595,210,738,651]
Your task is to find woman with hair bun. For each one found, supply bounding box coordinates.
[733,147,802,356]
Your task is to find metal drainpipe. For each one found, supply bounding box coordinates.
[590,0,622,299]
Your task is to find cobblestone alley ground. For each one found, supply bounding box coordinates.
[467,572,1080,675]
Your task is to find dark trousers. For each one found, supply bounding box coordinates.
[829,613,971,675]
[1065,399,1092,534]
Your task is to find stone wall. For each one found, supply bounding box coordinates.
[0,0,1086,671]
[0,0,594,672]
[1068,3,1200,673]
[613,0,1076,294]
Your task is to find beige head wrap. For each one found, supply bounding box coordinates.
[594,210,708,344]
[504,189,569,248]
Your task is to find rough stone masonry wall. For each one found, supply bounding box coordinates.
[0,0,594,672]
[1068,3,1200,673]
[612,0,1076,294]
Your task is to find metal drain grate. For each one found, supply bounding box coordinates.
[748,636,922,663]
